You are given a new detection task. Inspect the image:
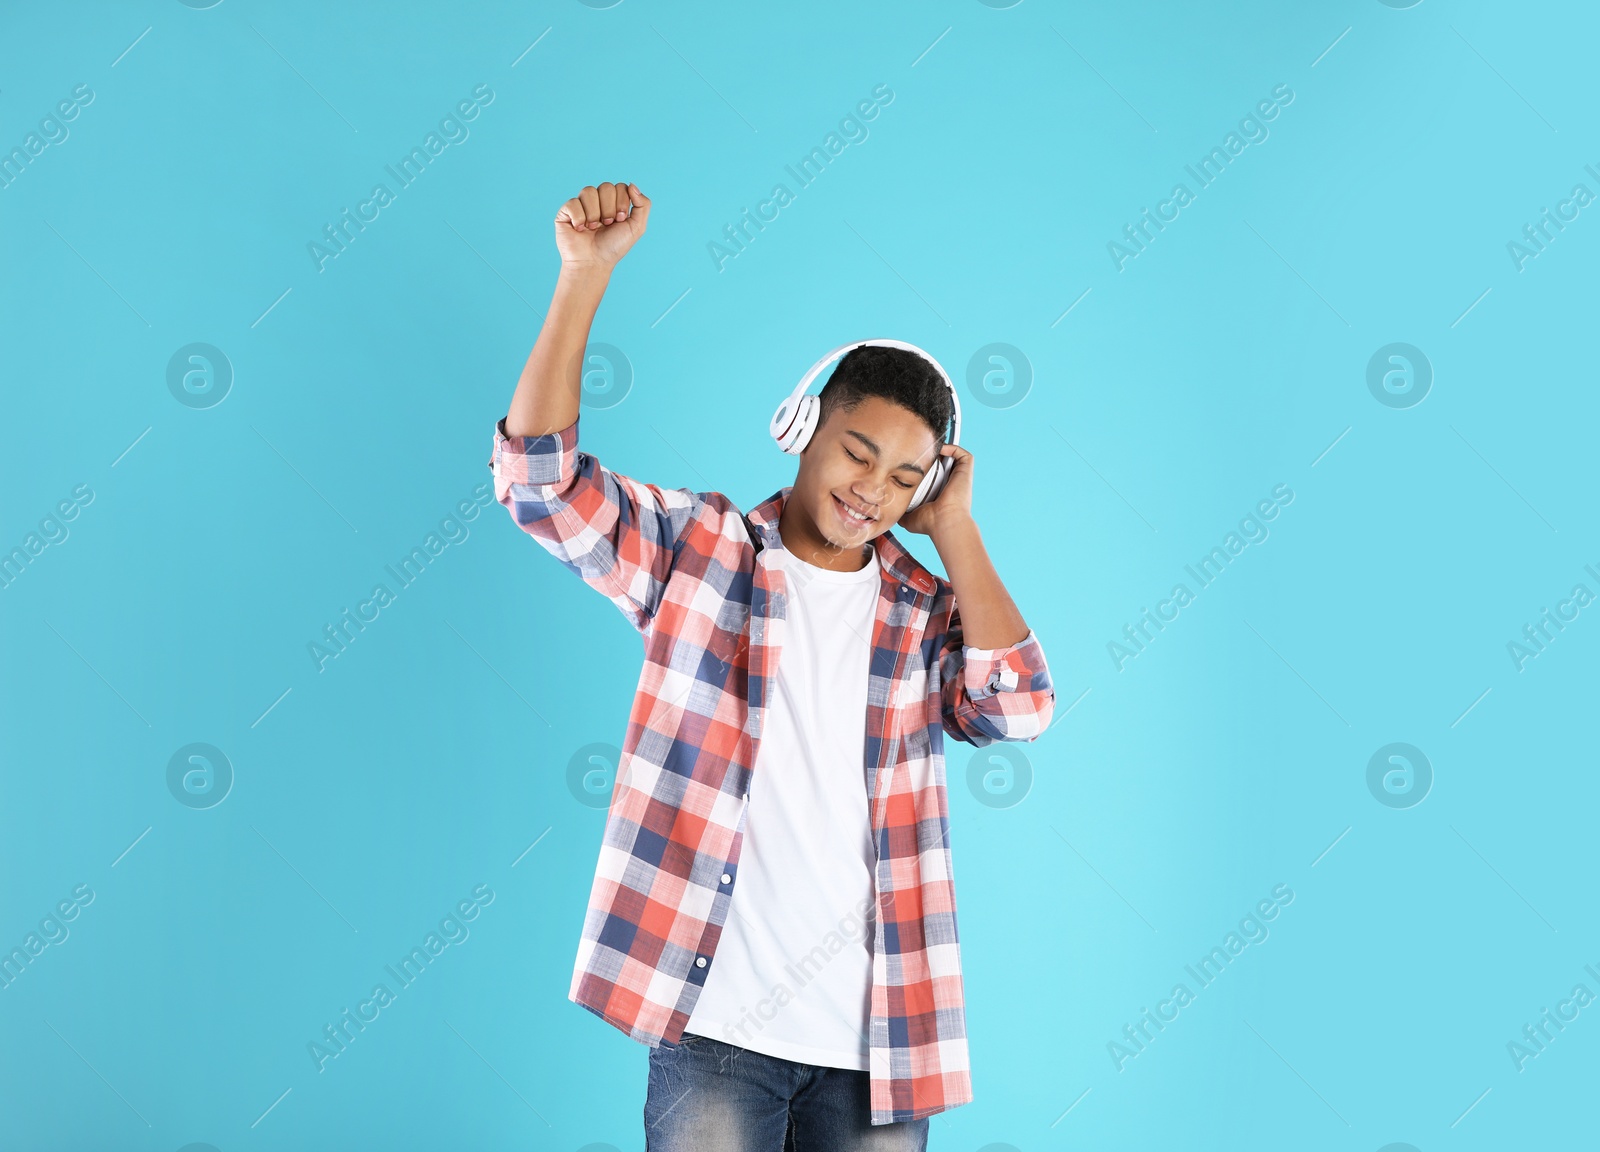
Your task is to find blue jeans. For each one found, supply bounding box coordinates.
[643,1032,929,1151]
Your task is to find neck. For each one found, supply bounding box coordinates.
[777,495,872,572]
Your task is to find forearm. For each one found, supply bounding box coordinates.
[503,264,613,438]
[932,518,1030,650]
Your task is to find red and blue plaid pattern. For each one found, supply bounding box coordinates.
[489,417,1055,1125]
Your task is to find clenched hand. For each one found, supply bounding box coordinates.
[555,182,650,271]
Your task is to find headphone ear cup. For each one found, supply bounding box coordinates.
[772,395,798,450]
[906,455,948,512]
[780,394,820,455]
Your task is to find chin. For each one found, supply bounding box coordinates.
[793,487,883,557]
[817,524,857,550]
[832,524,882,550]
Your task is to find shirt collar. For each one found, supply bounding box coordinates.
[747,488,939,596]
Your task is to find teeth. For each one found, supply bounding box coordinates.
[839,498,871,522]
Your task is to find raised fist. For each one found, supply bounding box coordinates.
[555,182,650,270]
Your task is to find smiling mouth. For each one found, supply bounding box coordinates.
[833,494,877,525]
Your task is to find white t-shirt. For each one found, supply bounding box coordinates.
[684,545,881,1069]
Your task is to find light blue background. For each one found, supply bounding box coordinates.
[3,1,1597,1149]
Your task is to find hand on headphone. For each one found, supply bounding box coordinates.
[556,182,650,271]
[897,443,974,541]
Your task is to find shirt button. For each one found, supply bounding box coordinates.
[695,956,707,968]
[720,873,732,884]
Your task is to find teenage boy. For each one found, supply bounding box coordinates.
[489,182,1055,1151]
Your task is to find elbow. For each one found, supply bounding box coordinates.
[993,689,1056,744]
[506,493,547,530]
[1030,688,1058,739]
[501,475,580,532]
[1005,700,1054,743]
[504,491,548,531]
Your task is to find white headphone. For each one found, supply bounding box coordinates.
[769,338,962,512]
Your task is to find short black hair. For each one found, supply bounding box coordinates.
[815,345,951,445]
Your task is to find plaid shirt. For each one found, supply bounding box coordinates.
[489,416,1055,1125]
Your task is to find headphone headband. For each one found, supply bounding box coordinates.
[773,338,962,449]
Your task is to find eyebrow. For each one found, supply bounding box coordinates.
[844,429,926,475]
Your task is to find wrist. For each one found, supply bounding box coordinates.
[930,511,979,552]
[557,261,614,289]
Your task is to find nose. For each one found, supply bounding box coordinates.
[854,476,887,506]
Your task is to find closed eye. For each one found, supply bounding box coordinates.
[845,445,914,490]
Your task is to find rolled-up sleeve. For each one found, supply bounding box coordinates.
[488,416,699,632]
[939,614,1056,745]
